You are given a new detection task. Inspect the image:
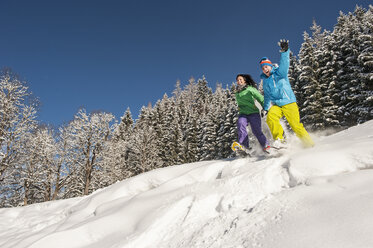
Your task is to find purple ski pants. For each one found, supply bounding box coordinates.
[237,113,268,149]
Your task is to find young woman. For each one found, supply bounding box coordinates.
[234,74,270,153]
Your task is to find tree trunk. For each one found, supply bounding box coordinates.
[23,181,29,206]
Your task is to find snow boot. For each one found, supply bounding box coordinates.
[272,139,287,149]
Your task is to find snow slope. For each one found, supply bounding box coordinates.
[0,120,372,248]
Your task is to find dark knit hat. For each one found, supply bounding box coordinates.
[259,57,273,68]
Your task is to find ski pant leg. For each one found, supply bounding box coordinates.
[247,113,268,148]
[237,114,250,148]
[266,105,284,140]
[282,103,314,147]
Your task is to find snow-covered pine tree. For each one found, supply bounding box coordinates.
[100,108,134,185]
[178,79,201,163]
[332,7,370,126]
[182,78,198,108]
[195,77,214,160]
[152,94,177,167]
[355,6,373,123]
[172,82,190,164]
[218,85,238,158]
[183,113,200,163]
[168,102,185,165]
[198,81,237,160]
[195,76,213,115]
[128,105,162,174]
[297,33,313,121]
[152,98,167,166]
[331,11,349,126]
[211,83,226,159]
[309,21,342,129]
[128,125,161,174]
[212,83,240,159]
[174,103,188,164]
[298,30,324,130]
[113,107,133,143]
[317,31,340,128]
[200,112,218,160]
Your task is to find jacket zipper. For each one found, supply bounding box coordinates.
[272,75,290,100]
[283,89,290,100]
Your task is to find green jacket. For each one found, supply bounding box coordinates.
[235,86,264,115]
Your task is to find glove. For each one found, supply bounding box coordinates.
[261,109,268,118]
[278,39,289,52]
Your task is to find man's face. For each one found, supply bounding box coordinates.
[262,65,272,77]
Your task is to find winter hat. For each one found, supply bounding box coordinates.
[259,57,273,68]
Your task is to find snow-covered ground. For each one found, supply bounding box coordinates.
[1,120,373,248]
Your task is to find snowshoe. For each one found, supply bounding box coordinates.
[231,141,252,157]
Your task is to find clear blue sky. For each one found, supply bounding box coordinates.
[0,0,370,126]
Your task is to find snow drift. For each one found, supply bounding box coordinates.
[0,120,372,248]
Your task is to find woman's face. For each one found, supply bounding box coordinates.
[237,76,246,86]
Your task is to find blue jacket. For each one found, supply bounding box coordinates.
[260,50,296,111]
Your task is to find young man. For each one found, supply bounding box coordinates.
[260,40,314,148]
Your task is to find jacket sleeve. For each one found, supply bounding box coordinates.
[263,85,271,111]
[251,87,264,106]
[277,50,290,78]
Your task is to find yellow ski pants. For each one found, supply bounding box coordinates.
[266,103,314,147]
